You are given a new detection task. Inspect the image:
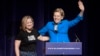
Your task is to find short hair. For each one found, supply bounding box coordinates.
[54,8,65,17]
[20,15,34,31]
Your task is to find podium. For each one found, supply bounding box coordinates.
[45,42,82,55]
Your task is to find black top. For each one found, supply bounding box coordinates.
[15,29,39,52]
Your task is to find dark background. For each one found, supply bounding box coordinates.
[0,0,94,56]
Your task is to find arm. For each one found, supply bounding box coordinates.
[15,40,21,56]
[38,22,49,35]
[68,0,85,27]
[37,35,49,41]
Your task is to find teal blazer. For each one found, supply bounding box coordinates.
[39,14,83,42]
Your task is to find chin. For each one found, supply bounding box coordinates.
[55,21,60,23]
[28,28,33,30]
[27,27,32,29]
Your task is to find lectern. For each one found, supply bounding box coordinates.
[45,42,82,55]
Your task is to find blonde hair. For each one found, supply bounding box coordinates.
[20,15,34,31]
[54,8,65,17]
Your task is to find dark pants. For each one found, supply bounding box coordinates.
[20,51,37,56]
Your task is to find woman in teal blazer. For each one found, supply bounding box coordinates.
[39,0,85,42]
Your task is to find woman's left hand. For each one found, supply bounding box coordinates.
[38,35,49,41]
[78,0,85,11]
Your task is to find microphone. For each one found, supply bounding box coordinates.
[75,33,80,42]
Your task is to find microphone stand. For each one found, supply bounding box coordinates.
[75,33,80,42]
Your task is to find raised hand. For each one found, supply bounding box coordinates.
[78,0,85,12]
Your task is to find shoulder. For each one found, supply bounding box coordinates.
[32,28,40,36]
[15,30,25,40]
[46,21,53,26]
[47,21,53,24]
[17,30,27,37]
[32,28,38,32]
[62,20,69,22]
[18,30,25,34]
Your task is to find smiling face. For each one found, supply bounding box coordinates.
[21,16,34,31]
[53,8,65,23]
[53,12,63,23]
[25,18,34,30]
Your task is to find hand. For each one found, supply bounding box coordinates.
[42,36,49,41]
[38,35,49,41]
[78,0,85,12]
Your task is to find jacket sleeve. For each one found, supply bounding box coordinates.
[38,22,49,35]
[68,14,83,28]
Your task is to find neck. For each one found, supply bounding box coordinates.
[26,29,32,33]
[54,23,58,25]
[54,21,62,25]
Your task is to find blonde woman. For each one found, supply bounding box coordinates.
[39,0,85,42]
[15,15,49,56]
